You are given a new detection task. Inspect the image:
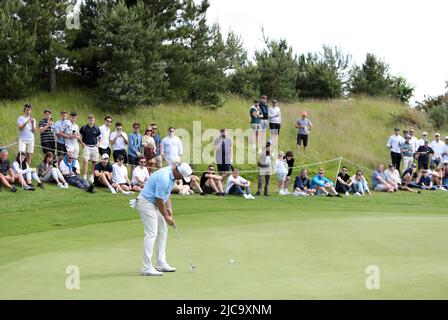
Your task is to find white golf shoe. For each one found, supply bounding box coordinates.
[141,268,163,276]
[156,264,176,272]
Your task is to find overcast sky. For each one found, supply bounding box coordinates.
[206,0,448,104]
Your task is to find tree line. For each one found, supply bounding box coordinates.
[1,0,415,108]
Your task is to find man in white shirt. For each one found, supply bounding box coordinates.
[161,127,183,166]
[430,133,445,167]
[131,157,150,192]
[99,116,113,157]
[408,128,419,154]
[17,103,36,165]
[268,99,281,147]
[417,132,428,148]
[110,122,129,164]
[111,154,133,194]
[61,112,81,159]
[443,137,448,163]
[225,168,254,199]
[386,128,404,172]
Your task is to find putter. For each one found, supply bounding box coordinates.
[173,223,197,272]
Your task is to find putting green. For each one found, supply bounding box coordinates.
[1,193,448,299]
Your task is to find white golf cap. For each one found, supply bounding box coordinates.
[177,163,192,182]
[435,132,440,136]
[422,132,428,135]
[101,153,109,159]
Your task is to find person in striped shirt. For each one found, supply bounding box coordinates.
[400,134,414,171]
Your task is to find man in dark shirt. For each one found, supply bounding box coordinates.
[417,170,436,190]
[293,169,316,196]
[416,140,434,174]
[259,95,269,145]
[284,151,294,192]
[214,128,232,180]
[79,115,102,183]
[335,167,353,195]
[93,153,116,193]
[38,109,56,156]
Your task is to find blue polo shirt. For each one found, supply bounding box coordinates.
[138,166,175,204]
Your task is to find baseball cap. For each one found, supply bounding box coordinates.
[435,133,440,137]
[411,163,417,167]
[443,160,448,164]
[101,153,109,159]
[177,163,192,183]
[445,136,448,140]
[301,111,308,116]
[422,132,428,135]
[394,128,400,131]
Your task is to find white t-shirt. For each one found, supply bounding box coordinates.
[59,159,81,176]
[275,158,288,174]
[161,136,183,161]
[268,106,281,124]
[62,120,79,148]
[226,175,249,194]
[409,136,419,153]
[132,166,149,185]
[387,135,404,153]
[110,131,128,151]
[17,116,35,141]
[99,124,111,149]
[112,163,128,184]
[430,140,445,160]
[417,138,426,147]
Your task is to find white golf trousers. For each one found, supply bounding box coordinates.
[136,197,168,272]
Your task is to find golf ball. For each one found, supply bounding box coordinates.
[230,259,234,263]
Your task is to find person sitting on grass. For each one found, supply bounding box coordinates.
[225,168,254,199]
[12,152,42,189]
[60,149,95,193]
[429,165,447,191]
[335,166,353,196]
[181,166,205,195]
[275,151,289,195]
[293,169,316,196]
[417,169,437,190]
[371,164,396,193]
[131,157,150,192]
[38,152,69,188]
[0,149,22,192]
[351,170,371,196]
[172,179,192,195]
[200,165,225,196]
[441,160,448,188]
[385,163,420,193]
[402,163,418,187]
[112,154,133,195]
[310,168,341,197]
[93,153,116,194]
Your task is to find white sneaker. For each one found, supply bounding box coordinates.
[243,194,250,199]
[355,192,362,196]
[89,175,94,184]
[156,264,176,272]
[83,175,87,181]
[123,191,130,195]
[63,183,69,189]
[283,189,290,195]
[345,191,350,196]
[141,268,163,276]
[439,186,447,191]
[57,183,65,189]
[248,194,255,199]
[109,186,117,194]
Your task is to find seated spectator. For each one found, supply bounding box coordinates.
[351,170,371,196]
[60,149,95,193]
[38,152,69,188]
[181,166,205,195]
[417,169,437,190]
[93,153,116,194]
[172,179,192,195]
[385,163,419,193]
[225,168,254,199]
[429,165,447,191]
[293,169,316,196]
[335,166,353,196]
[200,165,225,196]
[131,157,150,192]
[401,163,419,189]
[310,168,341,197]
[0,149,22,192]
[371,164,396,192]
[441,160,448,187]
[112,154,133,194]
[12,152,43,189]
[275,151,289,195]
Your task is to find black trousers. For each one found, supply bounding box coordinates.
[391,152,402,172]
[336,183,351,194]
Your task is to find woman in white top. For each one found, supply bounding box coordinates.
[112,154,133,194]
[38,152,69,188]
[275,151,289,195]
[351,170,371,196]
[12,152,43,189]
[268,99,281,147]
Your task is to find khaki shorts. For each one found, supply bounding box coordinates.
[83,145,99,161]
[18,139,34,154]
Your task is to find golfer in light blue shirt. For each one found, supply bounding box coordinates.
[135,163,192,276]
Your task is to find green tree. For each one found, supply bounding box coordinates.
[0,0,39,99]
[228,64,261,99]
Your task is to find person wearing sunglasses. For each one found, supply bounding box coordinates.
[160,127,183,166]
[310,168,341,197]
[131,157,150,192]
[200,166,225,196]
[150,123,162,168]
[143,127,156,169]
[98,116,113,157]
[93,153,116,194]
[59,149,95,193]
[128,122,143,174]
[335,166,353,196]
[351,170,371,196]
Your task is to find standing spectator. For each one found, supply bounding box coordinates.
[386,128,404,172]
[112,154,133,194]
[400,134,414,171]
[443,136,448,163]
[225,168,254,199]
[38,109,55,156]
[0,149,19,192]
[38,152,68,188]
[408,128,419,155]
[275,151,289,195]
[143,127,157,170]
[128,122,143,171]
[62,112,81,159]
[98,116,113,157]
[417,132,428,148]
[54,111,68,163]
[151,124,162,168]
[12,152,44,189]
[256,142,273,196]
[284,151,295,193]
[200,165,225,196]
[371,164,396,192]
[110,122,129,164]
[430,133,445,167]
[60,149,95,193]
[17,103,36,165]
[249,100,262,150]
[161,127,183,166]
[351,170,371,196]
[214,128,232,180]
[293,169,316,196]
[131,157,150,192]
[295,111,313,153]
[79,115,101,183]
[259,95,269,146]
[335,167,353,196]
[93,153,116,194]
[310,168,341,197]
[416,140,434,174]
[269,99,281,147]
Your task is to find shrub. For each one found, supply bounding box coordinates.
[428,105,448,129]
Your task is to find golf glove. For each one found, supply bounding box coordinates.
[129,198,138,209]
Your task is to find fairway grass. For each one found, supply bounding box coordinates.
[1,188,448,299]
